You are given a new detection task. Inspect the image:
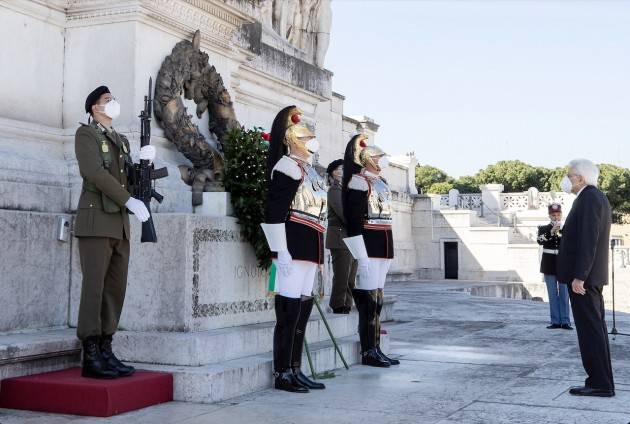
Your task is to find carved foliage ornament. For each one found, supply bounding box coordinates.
[154,30,241,206]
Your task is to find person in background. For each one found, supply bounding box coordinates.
[326,159,358,314]
[537,203,572,330]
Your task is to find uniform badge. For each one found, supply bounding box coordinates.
[122,143,129,154]
[101,141,109,153]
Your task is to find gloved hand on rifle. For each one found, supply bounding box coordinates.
[125,197,150,223]
[139,145,156,164]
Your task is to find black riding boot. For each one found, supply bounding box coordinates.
[81,336,119,379]
[291,297,325,390]
[375,289,399,365]
[273,295,309,393]
[353,289,390,368]
[100,335,135,376]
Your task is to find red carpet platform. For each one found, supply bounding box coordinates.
[0,368,173,417]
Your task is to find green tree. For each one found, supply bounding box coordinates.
[539,166,566,192]
[453,175,480,193]
[598,164,630,221]
[415,164,453,194]
[426,181,454,194]
[474,160,546,192]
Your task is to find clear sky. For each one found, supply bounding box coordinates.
[325,0,630,177]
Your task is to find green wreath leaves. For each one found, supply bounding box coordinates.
[223,127,271,269]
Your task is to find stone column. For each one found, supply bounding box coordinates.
[527,187,539,210]
[480,184,504,213]
[407,153,418,195]
[448,189,460,209]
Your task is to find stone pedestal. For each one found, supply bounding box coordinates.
[480,184,505,214]
[193,192,233,216]
[69,214,271,332]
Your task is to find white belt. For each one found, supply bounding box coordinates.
[543,249,559,255]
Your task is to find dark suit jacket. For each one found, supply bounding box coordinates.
[557,185,612,287]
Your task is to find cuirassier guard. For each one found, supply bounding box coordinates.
[342,134,399,367]
[261,106,328,393]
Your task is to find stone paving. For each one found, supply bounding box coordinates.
[2,279,630,424]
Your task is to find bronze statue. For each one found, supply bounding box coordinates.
[154,30,241,206]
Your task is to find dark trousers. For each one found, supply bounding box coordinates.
[568,284,614,390]
[77,237,130,340]
[329,248,357,310]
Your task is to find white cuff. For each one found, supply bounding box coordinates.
[261,223,288,252]
[343,235,368,259]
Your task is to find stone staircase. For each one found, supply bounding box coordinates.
[0,297,396,404]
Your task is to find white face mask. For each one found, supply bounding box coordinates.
[551,220,561,226]
[560,176,573,194]
[305,138,320,153]
[377,156,390,170]
[103,100,121,120]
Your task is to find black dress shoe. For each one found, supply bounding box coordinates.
[546,324,561,329]
[293,368,325,390]
[561,324,573,330]
[376,347,400,365]
[275,370,309,393]
[361,348,390,368]
[343,306,352,314]
[569,386,615,397]
[332,307,347,314]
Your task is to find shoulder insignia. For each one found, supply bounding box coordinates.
[272,156,303,180]
[348,174,369,191]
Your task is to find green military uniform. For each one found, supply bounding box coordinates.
[74,120,134,340]
[326,181,358,312]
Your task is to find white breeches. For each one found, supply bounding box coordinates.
[356,258,392,291]
[274,260,318,299]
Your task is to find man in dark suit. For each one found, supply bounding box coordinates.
[557,159,614,397]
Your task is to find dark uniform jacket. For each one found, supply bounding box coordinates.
[326,182,348,250]
[344,173,394,259]
[74,121,132,239]
[537,223,561,275]
[265,156,325,264]
[557,185,612,287]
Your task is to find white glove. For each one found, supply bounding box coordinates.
[125,197,150,222]
[139,145,156,163]
[276,250,293,278]
[357,257,370,286]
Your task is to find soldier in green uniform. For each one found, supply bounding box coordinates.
[75,85,155,379]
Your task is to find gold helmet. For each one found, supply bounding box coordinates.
[284,106,315,157]
[353,134,387,171]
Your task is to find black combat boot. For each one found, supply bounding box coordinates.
[273,295,309,393]
[353,289,390,368]
[81,336,119,379]
[100,335,135,377]
[291,297,325,390]
[375,289,399,366]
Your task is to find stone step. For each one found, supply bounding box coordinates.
[115,308,359,367]
[0,328,80,380]
[0,296,396,383]
[116,295,397,367]
[133,333,390,404]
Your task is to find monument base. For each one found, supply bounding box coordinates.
[0,368,172,417]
